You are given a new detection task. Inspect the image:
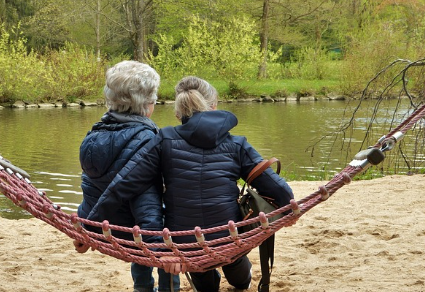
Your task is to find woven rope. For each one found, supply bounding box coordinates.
[1,104,424,272]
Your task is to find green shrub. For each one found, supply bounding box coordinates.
[45,42,105,102]
[0,23,45,102]
[282,47,341,81]
[150,15,261,82]
[273,89,289,98]
[227,81,248,99]
[0,24,105,103]
[340,22,425,94]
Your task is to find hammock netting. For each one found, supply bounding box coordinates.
[1,103,424,273]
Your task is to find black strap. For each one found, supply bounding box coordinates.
[240,158,280,292]
[257,234,275,292]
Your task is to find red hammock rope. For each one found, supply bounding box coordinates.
[1,104,424,273]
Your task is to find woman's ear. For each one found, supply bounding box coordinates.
[146,103,155,118]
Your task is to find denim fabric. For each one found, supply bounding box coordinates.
[157,268,180,292]
[132,263,180,292]
[131,263,154,291]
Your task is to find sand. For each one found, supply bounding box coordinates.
[1,174,425,292]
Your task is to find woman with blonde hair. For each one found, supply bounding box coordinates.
[88,76,294,292]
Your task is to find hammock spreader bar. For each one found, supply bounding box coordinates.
[1,103,424,273]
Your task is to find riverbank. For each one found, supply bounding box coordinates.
[1,174,424,292]
[1,90,419,110]
[0,93,348,110]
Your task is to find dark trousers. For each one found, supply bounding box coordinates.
[190,255,252,292]
[131,263,180,292]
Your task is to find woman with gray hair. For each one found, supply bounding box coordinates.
[74,60,180,292]
[87,76,294,292]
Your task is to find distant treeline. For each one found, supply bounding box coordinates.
[1,0,425,103]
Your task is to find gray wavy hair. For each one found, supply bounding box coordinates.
[174,76,218,120]
[104,60,160,116]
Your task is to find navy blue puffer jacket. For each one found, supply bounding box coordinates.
[88,110,294,243]
[78,111,163,242]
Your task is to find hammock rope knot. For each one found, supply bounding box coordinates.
[318,185,329,201]
[290,199,301,215]
[342,173,352,185]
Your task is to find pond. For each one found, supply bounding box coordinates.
[0,99,421,219]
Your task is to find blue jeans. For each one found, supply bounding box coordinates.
[131,263,180,292]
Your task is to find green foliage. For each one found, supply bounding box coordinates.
[226,81,248,99]
[0,24,104,103]
[45,42,105,102]
[24,1,70,50]
[297,88,315,97]
[282,46,341,80]
[2,0,425,104]
[339,2,425,94]
[107,53,132,68]
[203,16,261,80]
[151,15,261,81]
[353,167,385,181]
[157,76,341,100]
[0,23,43,102]
[262,46,285,80]
[273,89,289,98]
[154,0,252,43]
[2,0,36,29]
[148,34,184,79]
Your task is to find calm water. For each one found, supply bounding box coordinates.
[0,100,421,219]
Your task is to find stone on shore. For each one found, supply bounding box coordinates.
[12,101,26,108]
[38,103,56,108]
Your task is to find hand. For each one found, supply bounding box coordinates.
[73,240,92,253]
[161,256,187,275]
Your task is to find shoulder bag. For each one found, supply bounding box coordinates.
[238,157,282,292]
[239,157,283,232]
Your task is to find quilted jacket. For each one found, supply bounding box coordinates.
[78,110,163,242]
[88,110,294,243]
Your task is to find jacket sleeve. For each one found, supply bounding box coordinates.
[129,182,164,244]
[87,134,163,222]
[239,137,294,208]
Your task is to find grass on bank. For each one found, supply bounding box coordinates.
[158,60,344,100]
[158,78,342,101]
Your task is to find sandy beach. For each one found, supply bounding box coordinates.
[1,174,425,292]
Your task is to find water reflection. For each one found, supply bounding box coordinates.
[0,99,421,219]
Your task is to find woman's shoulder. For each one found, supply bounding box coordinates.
[159,126,179,138]
[132,125,157,141]
[228,134,248,145]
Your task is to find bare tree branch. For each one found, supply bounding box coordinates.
[308,58,425,177]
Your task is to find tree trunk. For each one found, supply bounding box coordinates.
[124,0,150,62]
[134,26,144,61]
[96,0,101,61]
[257,0,269,79]
[0,0,6,24]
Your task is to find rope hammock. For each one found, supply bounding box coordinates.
[1,103,424,274]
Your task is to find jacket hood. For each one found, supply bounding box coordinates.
[175,110,238,149]
[103,110,159,131]
[80,111,157,178]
